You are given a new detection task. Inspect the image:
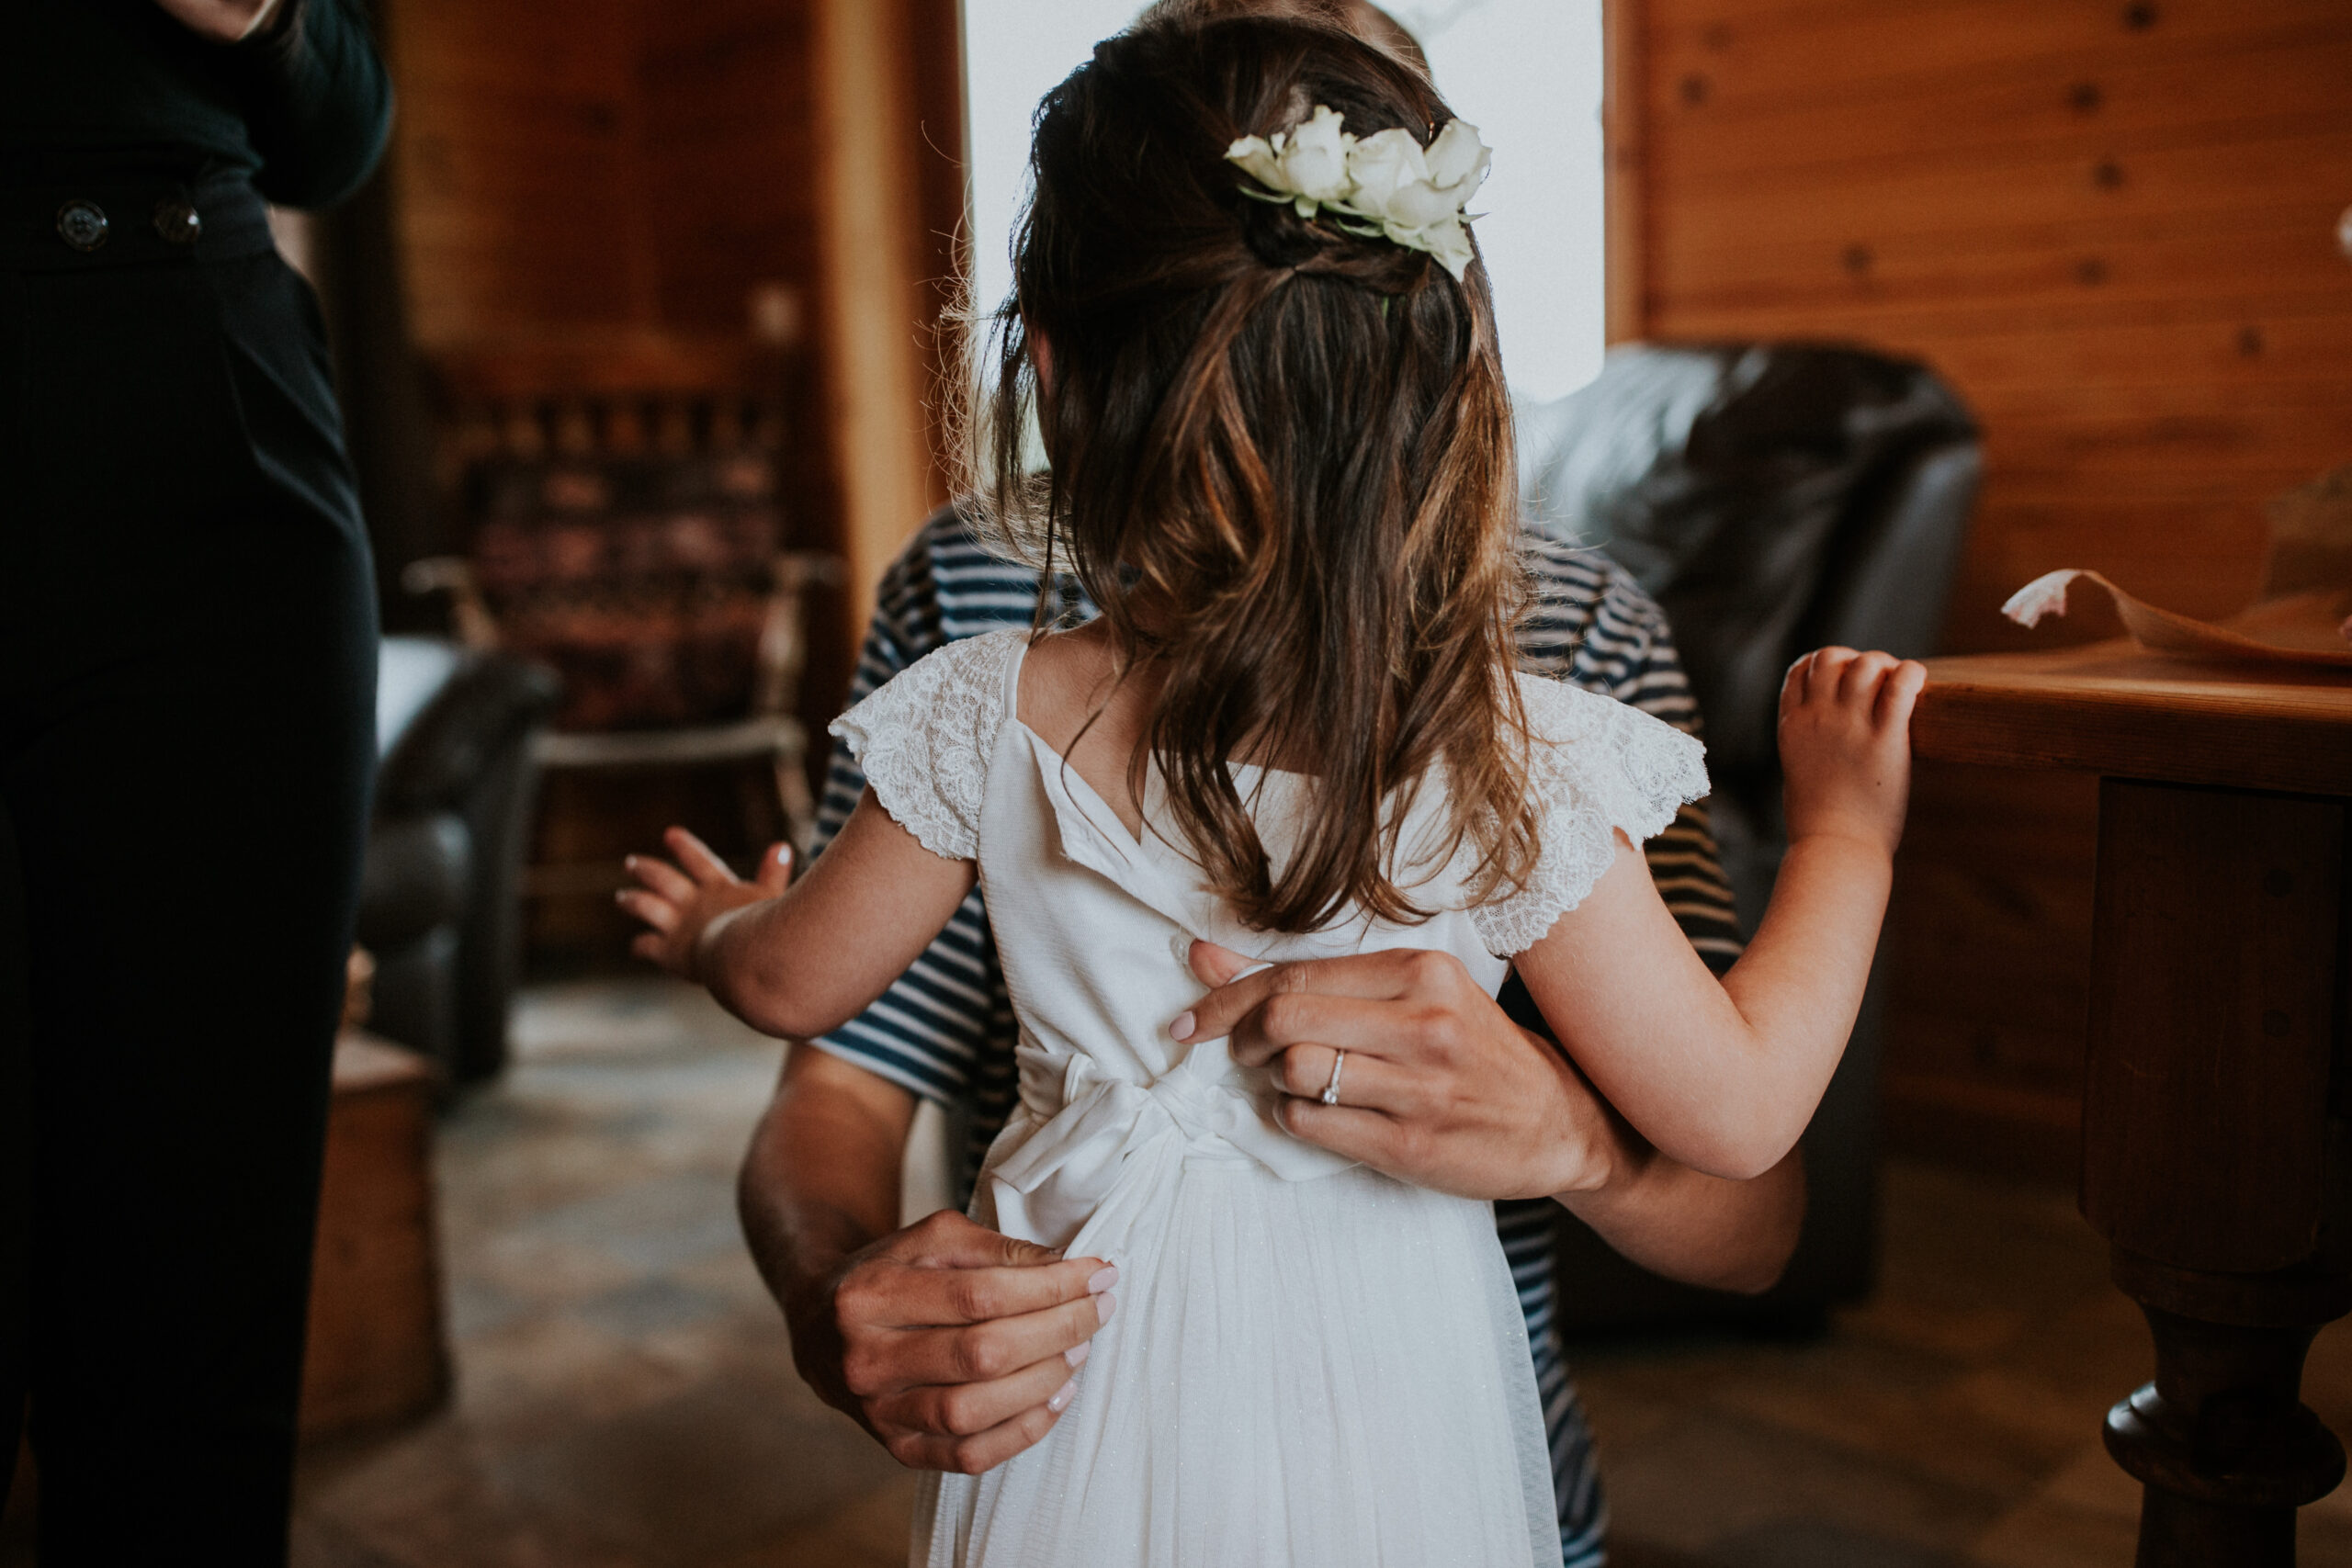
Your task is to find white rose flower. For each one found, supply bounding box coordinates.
[1223,105,1489,282]
[1380,178,1463,232]
[1225,134,1285,194]
[1277,104,1356,214]
[1344,127,1430,218]
[1423,118,1490,204]
[1419,218,1476,282]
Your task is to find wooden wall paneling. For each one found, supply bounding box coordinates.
[632,0,821,336]
[1654,129,2352,258]
[627,0,858,727]
[1630,0,2352,1176]
[1660,296,2352,390]
[381,0,660,348]
[1657,212,2352,327]
[1946,497,2267,654]
[1648,0,2351,111]
[1653,17,2352,178]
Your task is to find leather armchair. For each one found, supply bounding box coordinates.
[358,638,560,1086]
[1519,342,1981,1330]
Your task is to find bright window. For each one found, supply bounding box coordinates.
[960,0,1609,402]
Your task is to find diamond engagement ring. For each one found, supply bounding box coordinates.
[1320,1049,1347,1107]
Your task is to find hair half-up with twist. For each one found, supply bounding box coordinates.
[956,15,1536,933]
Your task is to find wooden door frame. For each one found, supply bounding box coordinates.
[1601,0,1646,344]
[811,0,968,649]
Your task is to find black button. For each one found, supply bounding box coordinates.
[55,199,108,252]
[153,198,202,245]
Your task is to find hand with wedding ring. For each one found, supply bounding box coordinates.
[1318,1048,1347,1106]
[1169,940,1807,1293]
[1171,942,1624,1202]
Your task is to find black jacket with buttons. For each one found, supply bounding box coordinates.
[1,0,392,209]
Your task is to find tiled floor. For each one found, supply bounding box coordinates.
[10,977,2352,1564]
[291,982,911,1568]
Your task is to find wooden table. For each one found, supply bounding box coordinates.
[1914,641,2352,1567]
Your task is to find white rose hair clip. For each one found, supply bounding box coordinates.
[1225,105,1491,282]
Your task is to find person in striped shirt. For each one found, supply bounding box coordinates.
[685,503,1805,1568]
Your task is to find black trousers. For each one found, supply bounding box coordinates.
[0,167,378,1564]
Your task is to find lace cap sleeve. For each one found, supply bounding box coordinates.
[827,628,1025,861]
[1471,674,1711,955]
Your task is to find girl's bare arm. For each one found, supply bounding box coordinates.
[1512,649,1924,1181]
[619,791,978,1041]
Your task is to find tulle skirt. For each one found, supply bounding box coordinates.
[911,1159,1557,1567]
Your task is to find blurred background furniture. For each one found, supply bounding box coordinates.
[1519,341,1982,1332]
[360,637,562,1087]
[401,351,840,972]
[300,1027,450,1442]
[411,547,838,854]
[523,550,838,855]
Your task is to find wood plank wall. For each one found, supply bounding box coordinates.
[369,0,964,968]
[1624,0,2352,1176]
[382,0,662,348]
[379,0,958,644]
[380,0,820,354]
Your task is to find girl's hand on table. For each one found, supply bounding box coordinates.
[617,826,793,983]
[1778,646,1927,858]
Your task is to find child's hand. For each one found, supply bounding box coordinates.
[617,827,794,982]
[1777,647,1928,859]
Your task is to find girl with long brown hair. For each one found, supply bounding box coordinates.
[627,15,1920,1564]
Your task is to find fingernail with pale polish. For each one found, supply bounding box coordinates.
[1048,1381,1076,1414]
[1170,1011,1194,1041]
[1065,1339,1091,1370]
[1096,1291,1117,1325]
[1087,1265,1118,1294]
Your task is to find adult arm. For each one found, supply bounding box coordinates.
[221,0,395,209]
[1177,941,1804,1294]
[1556,1121,1804,1296]
[739,1047,1114,1472]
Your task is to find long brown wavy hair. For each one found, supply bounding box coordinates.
[958,15,1536,933]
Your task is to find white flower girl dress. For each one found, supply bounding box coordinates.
[831,626,1706,1568]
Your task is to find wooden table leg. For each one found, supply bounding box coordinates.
[2104,1251,2350,1567]
[2079,780,2350,1565]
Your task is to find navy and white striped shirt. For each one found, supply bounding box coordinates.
[808,504,1744,1568]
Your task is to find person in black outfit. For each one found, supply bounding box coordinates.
[0,0,391,1559]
